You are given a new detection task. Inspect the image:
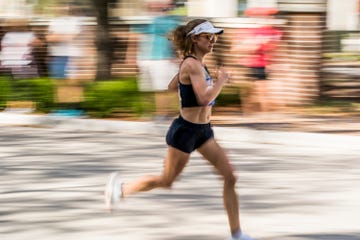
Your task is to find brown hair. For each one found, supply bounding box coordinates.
[170,18,207,58]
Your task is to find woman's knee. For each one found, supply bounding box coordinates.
[160,176,175,188]
[224,173,237,188]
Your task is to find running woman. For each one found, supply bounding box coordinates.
[105,18,254,240]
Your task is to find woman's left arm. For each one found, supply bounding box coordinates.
[168,73,179,92]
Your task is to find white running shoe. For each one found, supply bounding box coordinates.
[105,171,123,210]
[229,232,255,240]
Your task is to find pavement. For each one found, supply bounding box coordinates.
[0,108,360,153]
[1,109,360,154]
[1,109,360,240]
[1,108,360,142]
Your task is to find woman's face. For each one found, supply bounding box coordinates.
[193,33,219,54]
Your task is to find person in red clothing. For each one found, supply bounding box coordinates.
[235,8,283,113]
[243,24,282,113]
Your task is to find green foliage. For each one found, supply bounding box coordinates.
[216,85,241,106]
[83,78,154,118]
[29,78,56,112]
[310,100,358,112]
[0,76,11,110]
[9,78,55,112]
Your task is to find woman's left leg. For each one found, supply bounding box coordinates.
[197,138,240,234]
[122,146,190,197]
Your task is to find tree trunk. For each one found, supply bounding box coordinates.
[92,0,113,80]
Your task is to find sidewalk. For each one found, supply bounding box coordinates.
[211,110,360,136]
[1,110,360,240]
[1,110,360,151]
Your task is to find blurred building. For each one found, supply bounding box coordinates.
[327,0,359,31]
[323,0,360,101]
[1,0,360,108]
[109,0,360,105]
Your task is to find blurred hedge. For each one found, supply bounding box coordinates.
[216,85,242,106]
[82,77,155,118]
[0,75,243,117]
[0,76,11,110]
[0,77,55,112]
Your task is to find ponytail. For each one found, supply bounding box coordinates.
[170,18,207,58]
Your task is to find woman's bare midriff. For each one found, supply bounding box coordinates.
[180,106,212,124]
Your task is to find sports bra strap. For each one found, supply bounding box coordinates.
[183,55,197,60]
[178,55,198,84]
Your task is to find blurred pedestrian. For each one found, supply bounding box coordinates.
[234,8,282,114]
[131,0,182,120]
[0,19,42,79]
[105,18,254,240]
[46,4,81,79]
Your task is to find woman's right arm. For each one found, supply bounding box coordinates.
[188,61,229,106]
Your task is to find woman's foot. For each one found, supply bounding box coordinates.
[104,171,123,210]
[229,230,254,240]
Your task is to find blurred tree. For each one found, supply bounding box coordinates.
[90,0,117,80]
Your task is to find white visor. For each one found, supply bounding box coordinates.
[187,21,224,36]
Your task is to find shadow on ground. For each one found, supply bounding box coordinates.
[264,232,360,240]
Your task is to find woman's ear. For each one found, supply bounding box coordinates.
[190,35,198,43]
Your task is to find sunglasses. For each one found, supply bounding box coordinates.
[199,33,218,42]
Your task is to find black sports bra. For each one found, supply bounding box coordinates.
[178,56,215,108]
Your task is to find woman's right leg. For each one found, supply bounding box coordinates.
[122,146,190,197]
[197,138,240,235]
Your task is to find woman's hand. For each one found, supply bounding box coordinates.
[216,66,231,84]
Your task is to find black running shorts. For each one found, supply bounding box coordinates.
[166,115,214,153]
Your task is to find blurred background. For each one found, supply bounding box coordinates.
[1,2,360,239]
[0,0,359,122]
